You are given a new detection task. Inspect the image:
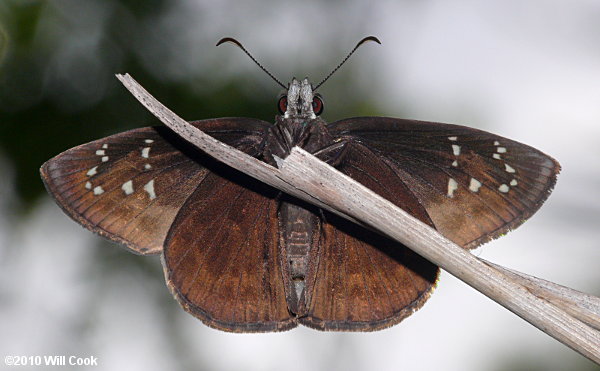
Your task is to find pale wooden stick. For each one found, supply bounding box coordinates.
[116,73,600,363]
[482,259,600,331]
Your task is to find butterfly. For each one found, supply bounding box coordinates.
[40,37,560,333]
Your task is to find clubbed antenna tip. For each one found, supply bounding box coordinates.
[217,37,287,89]
[314,36,381,90]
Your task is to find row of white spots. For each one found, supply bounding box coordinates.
[446,136,482,198]
[447,176,484,198]
[87,144,106,196]
[143,139,153,169]
[447,136,461,197]
[444,137,521,198]
[498,180,519,193]
[142,139,155,197]
[84,162,105,196]
[84,138,157,200]
[96,143,109,162]
[448,136,459,168]
[493,141,518,194]
[117,179,156,199]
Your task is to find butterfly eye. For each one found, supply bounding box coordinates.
[278,96,288,114]
[312,96,324,116]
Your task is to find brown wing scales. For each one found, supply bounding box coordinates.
[301,142,439,330]
[163,170,295,332]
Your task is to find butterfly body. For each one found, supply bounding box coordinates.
[41,77,559,333]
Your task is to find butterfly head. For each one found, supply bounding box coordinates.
[217,36,378,121]
[278,78,324,119]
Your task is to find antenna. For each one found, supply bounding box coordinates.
[313,36,381,90]
[216,37,287,89]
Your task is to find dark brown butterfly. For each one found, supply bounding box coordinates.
[40,37,560,333]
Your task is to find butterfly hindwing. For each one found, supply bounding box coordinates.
[162,169,295,332]
[301,142,439,331]
[40,118,271,255]
[327,117,560,249]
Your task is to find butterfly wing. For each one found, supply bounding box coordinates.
[162,169,294,332]
[40,118,271,255]
[300,142,439,330]
[327,117,560,249]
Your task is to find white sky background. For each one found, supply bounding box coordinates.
[1,0,600,370]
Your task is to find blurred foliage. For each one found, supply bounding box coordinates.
[0,0,379,212]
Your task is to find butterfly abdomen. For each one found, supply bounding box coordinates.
[278,200,321,316]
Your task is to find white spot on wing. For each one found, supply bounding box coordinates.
[448,136,457,141]
[85,181,92,190]
[96,150,105,156]
[493,154,502,160]
[122,180,134,195]
[505,163,516,173]
[102,144,108,149]
[93,186,104,195]
[452,144,461,156]
[102,156,109,162]
[469,178,482,192]
[141,147,150,158]
[498,184,509,193]
[144,139,154,144]
[144,179,156,199]
[452,160,458,167]
[497,147,507,153]
[86,166,98,176]
[510,179,518,186]
[144,164,152,170]
[447,178,458,198]
[493,141,500,146]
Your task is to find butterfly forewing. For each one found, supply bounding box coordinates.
[40,118,270,255]
[328,117,560,249]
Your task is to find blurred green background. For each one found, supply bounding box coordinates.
[1,1,599,371]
